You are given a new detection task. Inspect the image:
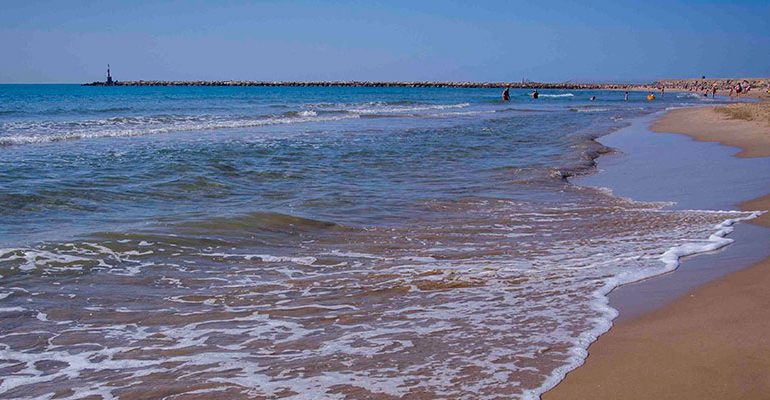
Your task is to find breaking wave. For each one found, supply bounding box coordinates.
[539,93,575,98]
[0,102,475,146]
[0,113,359,146]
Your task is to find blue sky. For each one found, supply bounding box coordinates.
[1,0,769,83]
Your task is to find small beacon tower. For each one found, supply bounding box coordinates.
[106,64,114,85]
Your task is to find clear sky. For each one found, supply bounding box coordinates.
[1,0,769,83]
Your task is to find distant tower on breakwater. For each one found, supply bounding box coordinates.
[106,64,114,85]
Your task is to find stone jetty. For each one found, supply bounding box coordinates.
[84,80,637,89]
[84,77,769,93]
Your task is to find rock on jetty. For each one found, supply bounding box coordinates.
[83,80,638,89]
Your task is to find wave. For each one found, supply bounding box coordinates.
[0,211,342,275]
[0,106,134,116]
[307,102,471,115]
[676,92,703,99]
[304,100,426,108]
[0,112,359,146]
[337,103,471,115]
[427,110,489,117]
[538,93,575,98]
[495,107,550,113]
[82,106,133,113]
[176,211,340,236]
[282,110,318,117]
[197,252,318,266]
[0,101,474,146]
[569,107,611,113]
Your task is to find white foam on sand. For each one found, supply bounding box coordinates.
[525,210,762,400]
[0,205,759,399]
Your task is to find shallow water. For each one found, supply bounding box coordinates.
[0,85,747,399]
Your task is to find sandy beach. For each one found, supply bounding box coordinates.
[653,103,770,158]
[546,101,770,400]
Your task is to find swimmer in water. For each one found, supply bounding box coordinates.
[531,89,539,99]
[590,96,596,101]
[502,87,510,101]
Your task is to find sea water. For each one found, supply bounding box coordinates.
[0,85,751,399]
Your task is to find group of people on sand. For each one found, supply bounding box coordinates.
[658,78,770,99]
[686,80,754,98]
[728,80,751,97]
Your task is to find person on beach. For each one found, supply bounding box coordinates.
[729,87,734,97]
[502,87,510,101]
[624,91,629,101]
[712,86,717,98]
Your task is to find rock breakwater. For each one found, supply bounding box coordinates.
[84,80,637,89]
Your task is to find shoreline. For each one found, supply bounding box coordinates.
[545,102,770,399]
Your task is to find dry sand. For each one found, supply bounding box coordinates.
[652,103,770,158]
[545,102,770,400]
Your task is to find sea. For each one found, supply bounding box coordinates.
[0,85,755,399]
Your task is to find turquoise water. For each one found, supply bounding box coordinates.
[0,85,747,399]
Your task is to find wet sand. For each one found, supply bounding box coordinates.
[545,102,770,399]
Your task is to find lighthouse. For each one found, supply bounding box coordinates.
[106,64,114,85]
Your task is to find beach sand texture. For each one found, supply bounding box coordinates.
[652,103,770,158]
[546,101,770,400]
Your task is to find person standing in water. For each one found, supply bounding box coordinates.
[502,87,510,101]
[624,91,629,101]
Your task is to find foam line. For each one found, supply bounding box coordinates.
[526,210,762,400]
